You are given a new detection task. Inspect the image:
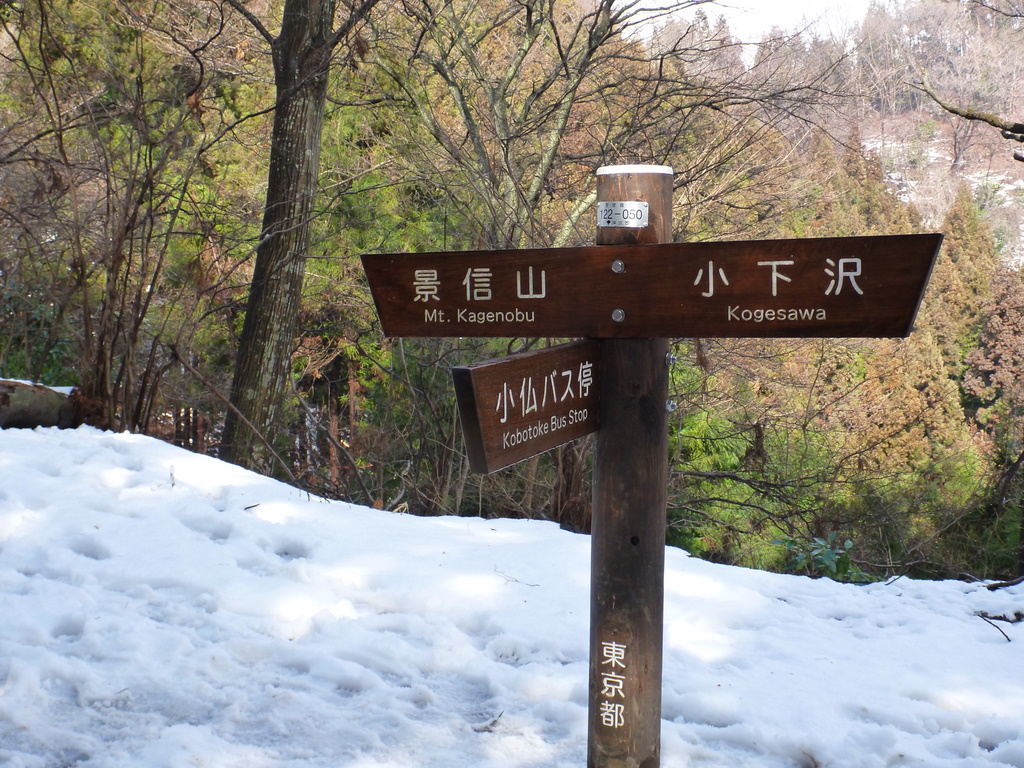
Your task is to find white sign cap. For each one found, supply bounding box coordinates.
[597,164,674,175]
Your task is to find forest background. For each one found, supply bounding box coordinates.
[2,0,1022,581]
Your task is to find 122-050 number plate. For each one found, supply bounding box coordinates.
[597,201,649,228]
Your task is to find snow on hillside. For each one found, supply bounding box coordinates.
[3,426,1024,767]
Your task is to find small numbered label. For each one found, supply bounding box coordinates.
[597,201,649,228]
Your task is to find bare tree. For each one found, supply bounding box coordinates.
[916,0,1024,162]
[371,0,841,249]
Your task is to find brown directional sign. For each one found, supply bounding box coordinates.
[361,233,942,339]
[452,340,601,473]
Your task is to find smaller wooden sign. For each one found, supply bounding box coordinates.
[452,340,601,474]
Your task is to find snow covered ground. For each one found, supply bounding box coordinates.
[3,426,1024,767]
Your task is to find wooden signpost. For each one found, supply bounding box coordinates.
[360,164,943,768]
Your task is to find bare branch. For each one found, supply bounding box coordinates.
[221,0,275,45]
[912,74,1024,160]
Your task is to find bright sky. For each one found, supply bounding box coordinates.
[700,0,878,41]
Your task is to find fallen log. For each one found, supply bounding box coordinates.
[0,379,75,429]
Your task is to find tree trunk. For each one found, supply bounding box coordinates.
[220,0,338,469]
[552,441,591,533]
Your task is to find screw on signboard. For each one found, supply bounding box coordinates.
[589,164,673,768]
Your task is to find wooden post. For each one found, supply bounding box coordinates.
[589,165,673,768]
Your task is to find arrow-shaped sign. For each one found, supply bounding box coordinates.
[361,234,942,339]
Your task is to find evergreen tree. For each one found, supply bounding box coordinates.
[917,184,997,376]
